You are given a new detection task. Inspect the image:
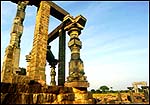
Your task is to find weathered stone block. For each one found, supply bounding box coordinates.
[65,81,89,88]
[46,86,59,94]
[66,93,75,101]
[1,93,21,104]
[73,100,91,104]
[28,83,42,93]
[74,93,89,100]
[33,93,38,104]
[36,94,42,104]
[59,86,72,94]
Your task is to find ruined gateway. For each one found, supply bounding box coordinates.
[1,1,95,104]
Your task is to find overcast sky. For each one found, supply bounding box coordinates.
[1,1,149,91]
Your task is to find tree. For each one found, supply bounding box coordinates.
[110,87,113,90]
[96,89,101,93]
[91,89,96,93]
[99,85,109,93]
[110,87,113,93]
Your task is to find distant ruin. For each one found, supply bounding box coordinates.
[132,81,147,93]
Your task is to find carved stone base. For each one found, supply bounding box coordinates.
[64,81,89,88]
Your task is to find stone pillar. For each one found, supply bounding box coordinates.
[141,86,149,102]
[1,1,29,83]
[58,29,66,86]
[46,45,58,86]
[28,1,51,84]
[117,91,122,103]
[63,15,89,88]
[50,65,56,86]
[127,87,135,103]
[25,52,31,76]
[134,85,138,93]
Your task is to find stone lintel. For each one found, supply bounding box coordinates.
[65,81,89,88]
[47,19,72,44]
[48,1,69,21]
[11,1,69,21]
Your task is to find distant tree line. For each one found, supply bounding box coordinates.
[90,85,144,94]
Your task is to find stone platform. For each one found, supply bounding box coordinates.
[1,82,94,104]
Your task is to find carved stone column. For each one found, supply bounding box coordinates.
[25,52,31,76]
[46,45,58,86]
[63,15,89,88]
[27,1,51,84]
[50,64,56,86]
[1,1,29,83]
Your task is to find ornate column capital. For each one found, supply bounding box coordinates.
[63,14,87,33]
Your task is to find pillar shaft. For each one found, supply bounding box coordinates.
[58,29,66,86]
[26,52,31,76]
[28,1,50,84]
[1,1,29,83]
[117,91,122,103]
[143,89,149,102]
[67,27,87,82]
[50,66,56,86]
[129,90,135,103]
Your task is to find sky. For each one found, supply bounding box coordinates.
[1,1,149,91]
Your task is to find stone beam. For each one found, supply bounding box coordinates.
[11,1,69,21]
[48,17,73,44]
[47,23,64,44]
[48,1,69,21]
